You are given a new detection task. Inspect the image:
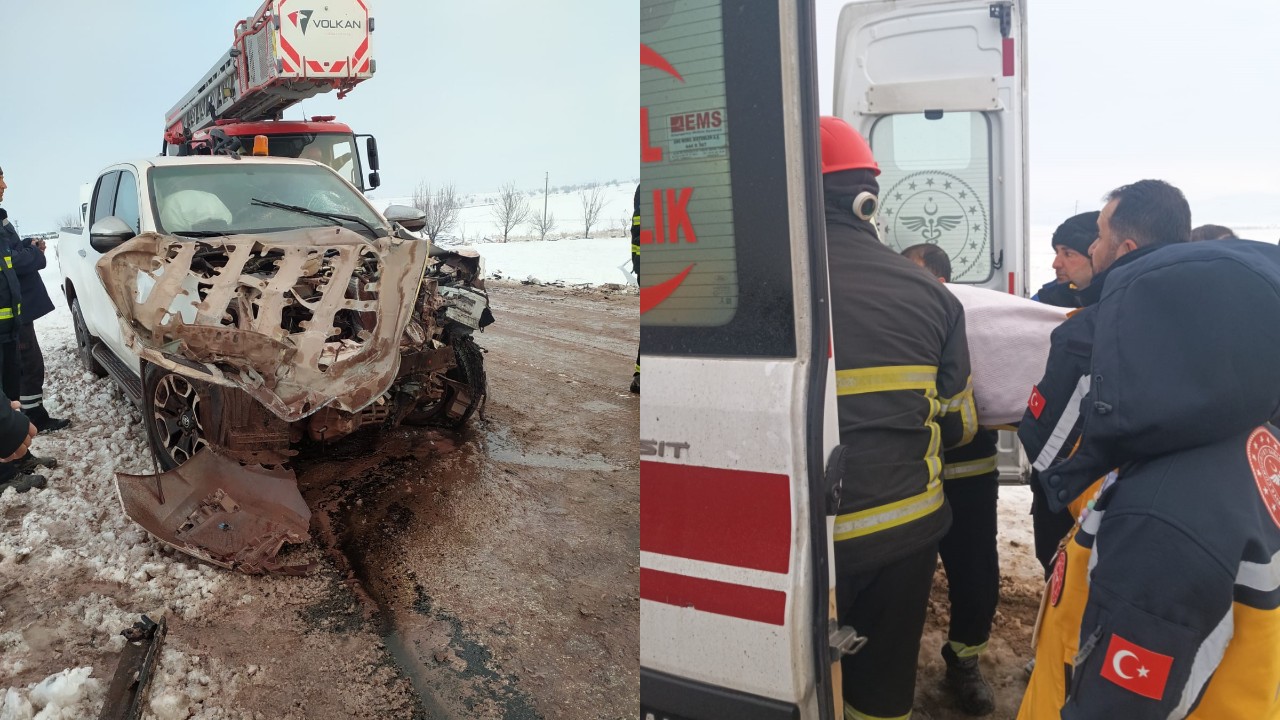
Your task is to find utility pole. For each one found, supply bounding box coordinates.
[543,172,549,227]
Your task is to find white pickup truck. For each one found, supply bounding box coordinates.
[59,154,492,573]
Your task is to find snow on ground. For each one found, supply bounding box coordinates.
[368,184,637,287]
[472,237,635,287]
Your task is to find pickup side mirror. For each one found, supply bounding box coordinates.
[89,216,137,253]
[383,204,427,232]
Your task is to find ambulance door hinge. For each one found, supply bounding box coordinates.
[829,625,868,661]
[989,2,1013,38]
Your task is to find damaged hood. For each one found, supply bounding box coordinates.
[98,226,428,422]
[1041,239,1280,511]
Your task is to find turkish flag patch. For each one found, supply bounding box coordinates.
[1099,633,1174,700]
[1027,386,1046,419]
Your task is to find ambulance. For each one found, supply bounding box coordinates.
[639,0,1028,717]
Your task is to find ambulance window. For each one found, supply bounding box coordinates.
[639,0,796,357]
[869,111,994,284]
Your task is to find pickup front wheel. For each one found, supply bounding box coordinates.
[70,297,107,378]
[142,363,211,471]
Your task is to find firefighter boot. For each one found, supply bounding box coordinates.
[0,472,47,494]
[25,405,71,434]
[14,453,56,473]
[942,644,995,716]
[630,372,640,394]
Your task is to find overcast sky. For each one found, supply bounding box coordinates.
[817,0,1280,230]
[0,1,637,232]
[6,2,1277,234]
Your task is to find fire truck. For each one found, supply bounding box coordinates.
[163,0,382,192]
[640,0,1027,717]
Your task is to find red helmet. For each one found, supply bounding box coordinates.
[819,116,879,176]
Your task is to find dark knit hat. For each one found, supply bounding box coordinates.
[1052,211,1100,255]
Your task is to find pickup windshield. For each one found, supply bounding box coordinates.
[149,163,387,238]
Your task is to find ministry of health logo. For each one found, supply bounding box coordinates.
[879,170,989,280]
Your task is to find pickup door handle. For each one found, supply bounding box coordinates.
[78,249,86,257]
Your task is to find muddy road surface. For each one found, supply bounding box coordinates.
[301,280,641,719]
[0,281,638,720]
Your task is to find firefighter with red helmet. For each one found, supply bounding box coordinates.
[820,116,978,719]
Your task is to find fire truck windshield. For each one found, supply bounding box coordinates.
[149,162,386,238]
[270,133,363,188]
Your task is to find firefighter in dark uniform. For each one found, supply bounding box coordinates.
[631,185,640,394]
[902,242,998,715]
[0,166,45,493]
[820,117,978,720]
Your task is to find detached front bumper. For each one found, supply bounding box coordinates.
[115,449,311,574]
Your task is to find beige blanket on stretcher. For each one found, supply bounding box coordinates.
[945,284,1072,426]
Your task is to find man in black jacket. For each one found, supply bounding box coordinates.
[1019,181,1190,574]
[0,166,47,492]
[1,223,69,433]
[903,242,999,715]
[822,117,977,720]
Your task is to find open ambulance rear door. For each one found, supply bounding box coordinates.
[835,0,1031,482]
[639,1,842,718]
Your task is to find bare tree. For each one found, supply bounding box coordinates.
[491,181,531,243]
[58,212,82,232]
[411,182,461,242]
[529,211,557,242]
[579,186,606,239]
[615,210,632,237]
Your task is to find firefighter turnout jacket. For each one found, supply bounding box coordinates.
[1019,240,1280,719]
[825,171,976,573]
[0,213,22,340]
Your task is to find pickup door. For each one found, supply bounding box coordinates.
[71,165,147,375]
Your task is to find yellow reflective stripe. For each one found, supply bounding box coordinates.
[634,364,641,373]
[632,215,641,226]
[845,702,911,720]
[833,479,944,541]
[835,365,938,396]
[0,307,12,320]
[3,257,10,269]
[942,454,999,480]
[940,379,978,446]
[949,640,989,659]
[631,244,640,254]
[924,388,942,486]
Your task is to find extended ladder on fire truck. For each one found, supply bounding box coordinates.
[163,0,374,147]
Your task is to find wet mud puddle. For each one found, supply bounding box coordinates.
[304,429,543,719]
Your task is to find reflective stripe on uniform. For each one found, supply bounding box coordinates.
[0,307,14,320]
[949,640,989,659]
[939,378,978,446]
[924,389,942,486]
[942,454,998,480]
[835,365,937,396]
[844,702,910,720]
[833,478,944,541]
[835,365,946,537]
[3,256,10,269]
[631,244,640,254]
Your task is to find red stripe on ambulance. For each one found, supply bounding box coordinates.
[641,461,791,574]
[640,569,786,626]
